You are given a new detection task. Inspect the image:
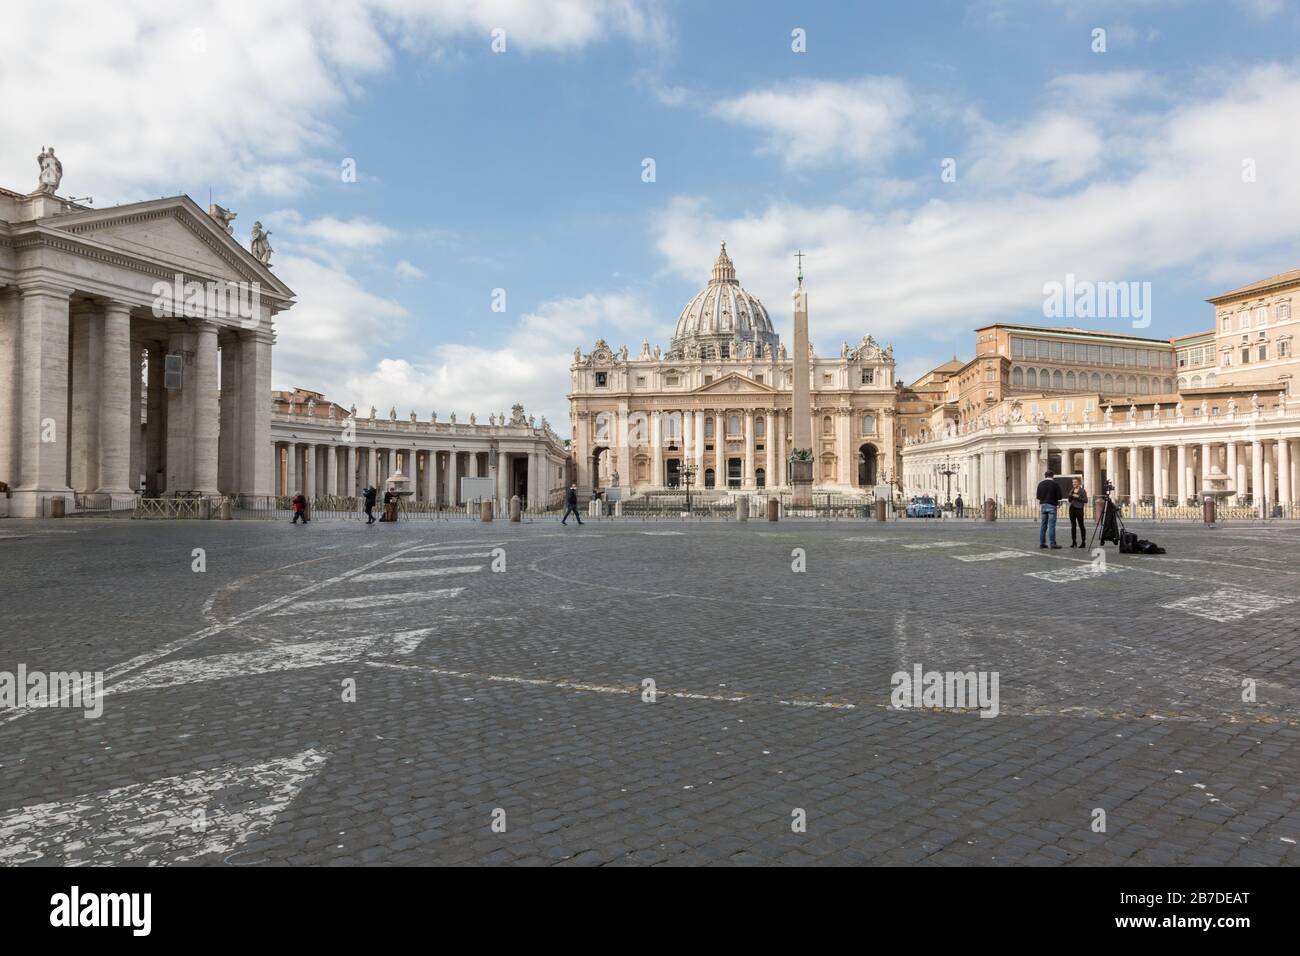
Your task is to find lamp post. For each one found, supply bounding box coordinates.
[940,456,958,507]
[681,460,698,512]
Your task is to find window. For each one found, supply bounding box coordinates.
[755,416,766,437]
[1259,345,1268,361]
[704,417,715,438]
[595,372,608,388]
[720,345,730,359]
[861,368,874,385]
[1101,346,1113,364]
[822,374,833,385]
[1241,348,1250,364]
[754,373,764,385]
[1256,307,1268,326]
[636,376,646,387]
[1281,341,1292,358]
[1052,370,1064,390]
[704,374,713,385]
[728,415,740,435]
[1012,367,1024,386]
[1062,343,1074,362]
[822,415,833,436]
[1222,314,1232,332]
[1089,345,1100,363]
[1280,302,1292,322]
[862,414,875,435]
[665,374,679,386]
[1026,368,1037,387]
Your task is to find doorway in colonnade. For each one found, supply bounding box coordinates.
[727,458,742,488]
[857,443,878,487]
[666,458,681,488]
[590,445,609,491]
[704,468,716,489]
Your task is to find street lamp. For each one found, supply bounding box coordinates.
[939,456,958,507]
[680,460,698,512]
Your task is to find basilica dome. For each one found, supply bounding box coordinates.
[672,243,780,355]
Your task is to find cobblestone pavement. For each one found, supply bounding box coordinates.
[1,515,1298,866]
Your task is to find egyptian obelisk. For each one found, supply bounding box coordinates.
[789,253,814,505]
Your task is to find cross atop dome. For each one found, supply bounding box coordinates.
[710,241,738,286]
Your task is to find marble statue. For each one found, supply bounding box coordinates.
[1250,393,1260,412]
[388,406,397,421]
[469,413,476,426]
[1104,404,1114,424]
[36,146,63,194]
[1127,404,1136,422]
[369,406,376,421]
[410,409,417,423]
[430,411,437,423]
[249,221,273,265]
[449,412,457,424]
[349,404,357,419]
[1175,401,1184,419]
[306,398,316,417]
[1227,397,1237,416]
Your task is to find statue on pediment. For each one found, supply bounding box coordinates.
[654,345,661,359]
[1250,393,1260,412]
[619,345,628,362]
[511,403,526,426]
[306,398,316,417]
[1127,404,1136,423]
[349,404,357,419]
[1103,403,1114,424]
[430,410,437,423]
[1227,397,1237,416]
[410,409,417,423]
[249,221,273,265]
[574,347,582,363]
[369,406,376,421]
[529,415,536,428]
[36,146,63,194]
[640,338,650,358]
[469,413,476,425]
[389,406,397,421]
[450,412,457,424]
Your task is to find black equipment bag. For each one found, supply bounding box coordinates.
[1119,530,1139,554]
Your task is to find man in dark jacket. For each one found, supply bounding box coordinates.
[954,494,964,518]
[1036,470,1062,549]
[1067,477,1089,548]
[561,484,583,526]
[291,492,308,524]
[362,485,377,524]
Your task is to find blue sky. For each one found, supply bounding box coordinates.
[5,0,1300,423]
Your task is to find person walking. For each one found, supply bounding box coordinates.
[1036,470,1062,549]
[1067,477,1089,548]
[954,494,964,519]
[362,484,377,525]
[561,483,583,526]
[291,492,308,524]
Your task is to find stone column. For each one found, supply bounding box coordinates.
[743,409,755,488]
[303,444,317,499]
[765,411,776,489]
[1280,438,1294,507]
[1151,445,1163,505]
[651,412,663,489]
[528,450,540,504]
[93,302,135,497]
[681,410,694,484]
[994,450,1008,503]
[495,450,508,503]
[1263,442,1275,505]
[238,330,273,497]
[467,450,479,479]
[1251,440,1264,510]
[695,410,706,486]
[1199,442,1211,498]
[0,290,19,491]
[192,322,220,495]
[1227,441,1239,504]
[69,304,102,494]
[14,284,74,514]
[714,412,725,488]
[448,449,460,504]
[1175,443,1187,504]
[345,445,357,497]
[1082,447,1095,503]
[326,444,339,496]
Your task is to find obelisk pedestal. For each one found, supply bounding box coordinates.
[788,276,814,506]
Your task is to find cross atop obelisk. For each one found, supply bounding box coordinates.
[789,250,813,505]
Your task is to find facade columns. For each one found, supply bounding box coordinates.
[714,411,725,488]
[15,285,74,512]
[1251,440,1264,509]
[495,450,508,504]
[69,304,102,494]
[95,302,134,496]
[448,449,460,505]
[192,322,220,495]
[1227,441,1239,504]
[302,444,316,498]
[743,409,755,488]
[1278,438,1292,507]
[695,409,706,486]
[651,411,663,488]
[1151,445,1163,505]
[765,410,776,489]
[1082,447,1095,503]
[326,444,339,496]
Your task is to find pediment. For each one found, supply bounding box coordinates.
[692,372,777,395]
[44,197,293,300]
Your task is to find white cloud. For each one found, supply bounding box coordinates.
[314,291,660,424]
[394,259,426,280]
[966,112,1107,190]
[654,63,1300,350]
[711,76,914,169]
[273,212,400,249]
[0,0,665,202]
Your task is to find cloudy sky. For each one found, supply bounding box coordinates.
[4,0,1300,423]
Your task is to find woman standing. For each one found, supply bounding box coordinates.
[1068,478,1089,548]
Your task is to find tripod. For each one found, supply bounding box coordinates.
[1088,488,1126,551]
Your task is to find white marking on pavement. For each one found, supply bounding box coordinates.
[952,550,1029,562]
[386,552,494,563]
[271,588,465,615]
[106,629,436,696]
[1026,564,1127,583]
[0,542,435,725]
[352,565,483,583]
[903,541,966,549]
[0,749,326,866]
[1161,589,1296,623]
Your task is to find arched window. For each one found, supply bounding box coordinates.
[728,415,741,435]
[1103,374,1114,392]
[822,415,833,436]
[1065,371,1076,390]
[1091,373,1101,390]
[1127,375,1137,393]
[1190,374,1203,388]
[862,414,875,435]
[1012,367,1024,387]
[755,416,766,437]
[1041,368,1052,387]
[1052,370,1064,390]
[1205,372,1217,387]
[704,417,715,438]
[1026,368,1037,388]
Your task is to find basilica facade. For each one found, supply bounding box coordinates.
[569,244,900,496]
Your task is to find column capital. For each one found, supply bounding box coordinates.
[18,281,75,300]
